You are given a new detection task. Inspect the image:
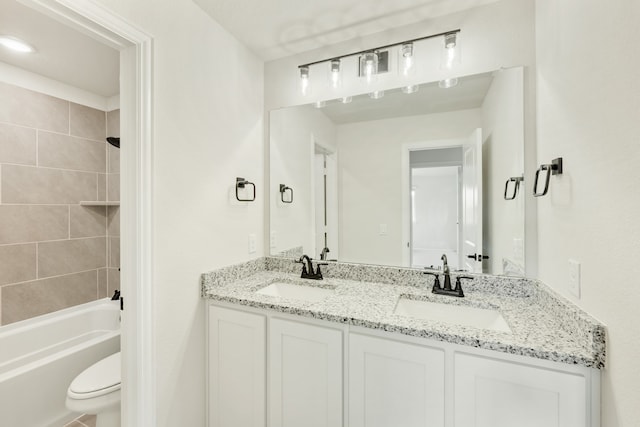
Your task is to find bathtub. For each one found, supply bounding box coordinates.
[0,299,120,427]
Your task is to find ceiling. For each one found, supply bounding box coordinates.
[194,0,499,61]
[313,71,493,124]
[0,0,119,97]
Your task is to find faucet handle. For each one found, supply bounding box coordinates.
[453,276,473,297]
[424,271,441,291]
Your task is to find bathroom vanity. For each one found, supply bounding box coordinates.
[202,257,604,427]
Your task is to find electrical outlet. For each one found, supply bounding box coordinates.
[568,259,581,298]
[248,234,257,254]
[379,224,388,236]
[270,231,277,248]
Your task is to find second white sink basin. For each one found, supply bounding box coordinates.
[394,298,511,333]
[256,282,334,303]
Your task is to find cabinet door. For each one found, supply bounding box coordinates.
[269,318,343,427]
[208,305,266,427]
[349,333,446,427]
[454,353,587,427]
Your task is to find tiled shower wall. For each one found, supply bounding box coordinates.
[0,81,120,325]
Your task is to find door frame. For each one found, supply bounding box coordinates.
[18,1,155,425]
[401,139,465,267]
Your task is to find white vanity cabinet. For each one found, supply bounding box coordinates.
[269,318,344,427]
[207,305,266,427]
[207,303,600,427]
[349,333,446,427]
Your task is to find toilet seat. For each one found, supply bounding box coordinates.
[68,352,121,400]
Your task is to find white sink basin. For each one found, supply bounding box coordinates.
[256,282,334,303]
[394,298,511,333]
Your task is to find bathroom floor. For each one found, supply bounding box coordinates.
[63,414,96,427]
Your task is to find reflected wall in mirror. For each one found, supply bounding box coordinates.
[270,67,525,275]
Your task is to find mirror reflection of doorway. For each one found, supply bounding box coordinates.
[410,148,462,269]
[407,129,483,272]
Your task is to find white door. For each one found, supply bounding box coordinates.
[461,129,483,273]
[269,318,343,427]
[208,305,266,427]
[349,333,445,427]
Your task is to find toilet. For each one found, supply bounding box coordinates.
[66,352,121,427]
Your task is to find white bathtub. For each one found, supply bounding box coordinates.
[0,299,120,427]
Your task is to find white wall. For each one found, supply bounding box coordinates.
[481,67,525,274]
[87,1,264,425]
[270,106,336,256]
[337,109,481,265]
[535,0,640,425]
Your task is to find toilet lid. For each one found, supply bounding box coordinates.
[68,352,121,399]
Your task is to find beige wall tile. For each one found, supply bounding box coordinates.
[0,82,69,133]
[98,173,107,201]
[98,268,108,299]
[38,237,106,278]
[38,131,106,173]
[0,205,69,244]
[108,267,120,296]
[108,144,120,173]
[0,123,36,165]
[79,414,98,427]
[70,103,106,141]
[107,206,120,236]
[106,109,120,138]
[1,164,97,204]
[70,205,107,238]
[109,237,120,268]
[0,243,36,285]
[1,270,97,324]
[107,173,120,201]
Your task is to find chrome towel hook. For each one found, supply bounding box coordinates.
[504,176,524,200]
[533,158,563,197]
[236,177,256,202]
[279,184,293,203]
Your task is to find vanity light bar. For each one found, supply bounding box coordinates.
[297,29,460,70]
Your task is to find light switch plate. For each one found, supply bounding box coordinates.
[248,234,257,254]
[379,224,388,236]
[568,259,580,298]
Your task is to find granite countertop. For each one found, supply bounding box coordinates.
[201,258,606,369]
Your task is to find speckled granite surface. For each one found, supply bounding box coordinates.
[201,257,606,369]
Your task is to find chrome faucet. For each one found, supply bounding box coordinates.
[320,247,330,261]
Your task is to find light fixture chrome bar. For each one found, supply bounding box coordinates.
[297,29,460,69]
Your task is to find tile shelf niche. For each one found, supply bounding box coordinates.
[79,201,120,206]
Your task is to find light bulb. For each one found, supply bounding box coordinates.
[360,51,379,85]
[299,66,310,96]
[402,85,420,94]
[369,90,385,100]
[341,96,353,104]
[441,33,461,70]
[329,59,341,89]
[314,100,326,108]
[399,42,415,77]
[439,78,458,89]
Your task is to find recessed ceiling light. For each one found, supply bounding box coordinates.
[0,35,36,53]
